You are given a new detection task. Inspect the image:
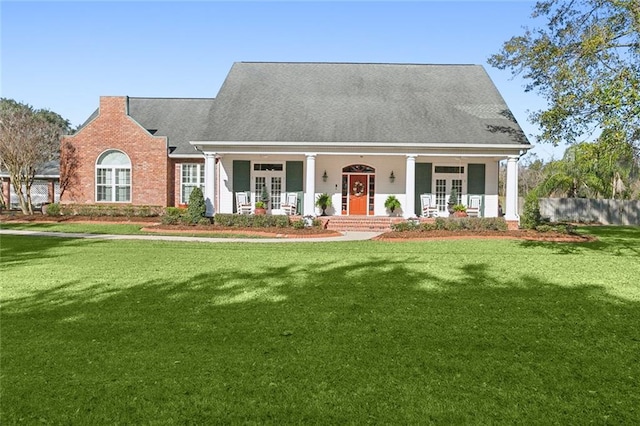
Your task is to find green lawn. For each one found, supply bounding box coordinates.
[0,222,266,238]
[1,227,639,424]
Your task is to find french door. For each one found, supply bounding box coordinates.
[254,172,284,214]
[434,177,463,214]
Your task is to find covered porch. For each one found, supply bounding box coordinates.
[191,142,524,223]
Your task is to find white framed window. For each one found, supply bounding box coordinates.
[96,150,131,202]
[181,163,205,204]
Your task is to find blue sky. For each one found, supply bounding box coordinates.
[1,1,565,160]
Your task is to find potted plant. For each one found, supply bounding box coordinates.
[315,193,332,216]
[254,201,266,215]
[447,189,458,214]
[384,195,401,216]
[452,204,468,217]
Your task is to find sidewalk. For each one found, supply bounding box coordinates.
[0,229,382,243]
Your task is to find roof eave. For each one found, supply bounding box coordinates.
[190,140,532,157]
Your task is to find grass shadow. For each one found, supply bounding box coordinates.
[518,225,640,256]
[0,234,104,268]
[3,251,640,423]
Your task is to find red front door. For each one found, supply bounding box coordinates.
[349,175,368,215]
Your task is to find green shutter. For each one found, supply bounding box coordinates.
[414,163,432,216]
[232,160,251,213]
[468,164,486,195]
[286,161,303,191]
[286,162,304,214]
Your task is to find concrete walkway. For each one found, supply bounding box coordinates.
[0,229,382,243]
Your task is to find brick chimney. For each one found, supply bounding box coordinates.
[99,96,128,118]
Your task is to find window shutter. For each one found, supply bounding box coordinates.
[286,161,304,214]
[286,161,303,191]
[232,160,251,213]
[414,163,432,216]
[468,164,486,195]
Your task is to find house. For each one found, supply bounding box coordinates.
[61,62,531,223]
[1,160,60,210]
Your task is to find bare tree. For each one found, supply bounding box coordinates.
[59,139,79,199]
[0,98,70,214]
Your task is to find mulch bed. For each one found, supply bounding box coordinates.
[0,214,340,238]
[1,214,596,242]
[0,214,160,224]
[374,229,596,243]
[142,224,341,238]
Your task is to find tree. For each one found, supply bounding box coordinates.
[0,98,71,214]
[536,135,638,198]
[489,0,640,147]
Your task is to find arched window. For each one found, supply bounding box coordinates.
[96,150,131,202]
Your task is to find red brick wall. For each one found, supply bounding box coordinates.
[61,96,169,206]
[170,159,205,207]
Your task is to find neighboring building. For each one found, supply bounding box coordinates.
[1,160,60,209]
[61,62,531,221]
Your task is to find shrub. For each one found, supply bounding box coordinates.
[434,218,447,230]
[58,204,163,217]
[391,220,421,232]
[392,217,508,232]
[421,222,437,231]
[197,217,212,226]
[161,215,179,225]
[478,217,508,231]
[444,219,463,231]
[45,203,60,216]
[213,213,291,228]
[535,223,575,234]
[187,187,206,224]
[162,207,186,225]
[521,191,542,229]
[161,207,187,225]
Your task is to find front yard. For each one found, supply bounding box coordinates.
[1,227,639,423]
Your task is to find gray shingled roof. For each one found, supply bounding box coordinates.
[128,98,215,155]
[198,62,528,145]
[0,159,60,178]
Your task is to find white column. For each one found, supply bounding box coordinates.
[504,156,519,221]
[404,155,417,218]
[304,154,316,216]
[204,152,216,217]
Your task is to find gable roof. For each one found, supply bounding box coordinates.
[78,97,215,156]
[128,97,215,155]
[198,62,529,146]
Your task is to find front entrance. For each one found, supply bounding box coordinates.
[348,175,368,215]
[341,164,375,216]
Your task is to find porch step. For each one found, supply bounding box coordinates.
[321,216,405,232]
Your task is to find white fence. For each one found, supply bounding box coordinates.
[539,198,640,225]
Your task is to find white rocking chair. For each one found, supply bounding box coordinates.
[420,194,439,218]
[281,192,298,215]
[467,195,482,217]
[236,191,252,214]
